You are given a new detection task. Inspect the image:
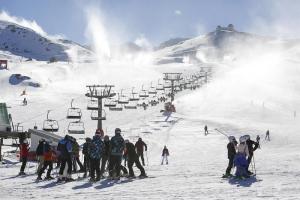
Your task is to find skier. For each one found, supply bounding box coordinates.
[71,138,84,173]
[100,135,110,177]
[19,139,29,175]
[89,133,104,182]
[204,125,209,135]
[57,135,73,182]
[223,136,237,178]
[108,128,125,179]
[244,135,259,175]
[124,139,147,178]
[265,130,270,141]
[142,102,147,110]
[37,141,54,180]
[161,146,169,165]
[135,137,148,166]
[256,135,261,149]
[82,137,92,178]
[36,139,45,174]
[234,136,250,178]
[23,98,27,106]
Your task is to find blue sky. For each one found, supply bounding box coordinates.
[1,0,300,45]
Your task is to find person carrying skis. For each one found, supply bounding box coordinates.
[234,136,250,178]
[204,125,209,136]
[57,135,73,182]
[108,128,125,179]
[82,137,92,178]
[223,136,237,178]
[36,139,45,174]
[135,138,148,166]
[244,135,259,175]
[124,139,147,178]
[37,141,54,180]
[161,146,169,165]
[19,139,29,175]
[89,133,104,182]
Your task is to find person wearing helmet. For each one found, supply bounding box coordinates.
[223,136,237,178]
[100,135,110,177]
[19,139,29,175]
[124,139,146,178]
[82,137,92,178]
[135,137,147,166]
[234,136,250,178]
[57,135,73,182]
[89,134,104,182]
[108,128,125,179]
[245,135,259,175]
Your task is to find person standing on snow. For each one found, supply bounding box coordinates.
[57,135,73,182]
[19,139,30,175]
[124,139,147,178]
[161,146,169,165]
[36,139,45,174]
[223,136,237,178]
[265,130,270,141]
[256,135,261,149]
[71,138,84,173]
[37,141,54,180]
[82,137,92,178]
[100,135,110,177]
[244,135,259,175]
[234,136,250,178]
[89,133,104,182]
[135,138,148,166]
[204,125,209,136]
[108,128,125,179]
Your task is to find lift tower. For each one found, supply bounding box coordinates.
[163,73,183,102]
[85,85,115,130]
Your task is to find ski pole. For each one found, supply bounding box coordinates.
[252,154,257,175]
[214,128,229,138]
[146,151,149,166]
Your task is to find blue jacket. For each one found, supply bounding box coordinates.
[57,138,72,159]
[110,135,125,156]
[89,135,104,159]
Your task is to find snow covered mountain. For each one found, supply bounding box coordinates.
[0,20,92,61]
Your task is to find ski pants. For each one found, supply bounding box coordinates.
[108,155,122,177]
[59,157,72,176]
[72,156,84,172]
[37,156,44,173]
[100,155,108,175]
[128,157,145,177]
[137,151,145,166]
[20,157,27,173]
[90,158,100,179]
[226,157,234,175]
[161,155,168,165]
[247,154,253,172]
[38,160,53,178]
[83,155,90,174]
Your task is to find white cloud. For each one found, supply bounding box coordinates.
[174,10,182,16]
[134,34,152,50]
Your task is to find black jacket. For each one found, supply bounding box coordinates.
[103,140,110,157]
[125,142,138,160]
[227,141,237,159]
[36,141,44,156]
[246,140,259,155]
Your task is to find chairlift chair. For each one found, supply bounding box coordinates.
[109,105,123,111]
[43,110,59,132]
[104,98,117,107]
[117,90,129,104]
[67,99,82,119]
[68,121,85,134]
[87,98,98,110]
[139,85,149,98]
[91,110,106,120]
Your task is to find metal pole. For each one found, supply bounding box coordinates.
[214,128,229,138]
[97,98,103,130]
[171,80,174,102]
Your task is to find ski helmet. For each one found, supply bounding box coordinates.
[243,135,250,141]
[115,128,121,134]
[239,136,246,143]
[228,136,236,142]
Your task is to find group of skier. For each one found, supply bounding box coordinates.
[224,134,259,179]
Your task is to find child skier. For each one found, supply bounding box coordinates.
[161,146,169,165]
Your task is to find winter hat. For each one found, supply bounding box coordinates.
[243,135,250,141]
[104,135,109,141]
[115,128,121,135]
[125,139,129,143]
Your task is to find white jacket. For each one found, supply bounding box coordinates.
[237,143,249,157]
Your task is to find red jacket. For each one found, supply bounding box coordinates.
[20,143,29,158]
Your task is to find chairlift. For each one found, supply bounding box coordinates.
[43,110,59,132]
[109,105,123,111]
[68,120,85,134]
[87,98,98,110]
[91,110,106,120]
[129,87,140,101]
[104,98,117,107]
[118,90,129,104]
[67,99,82,119]
[163,82,172,89]
[124,101,138,109]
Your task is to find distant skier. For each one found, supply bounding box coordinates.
[89,133,104,182]
[244,135,259,175]
[161,146,169,165]
[57,135,73,182]
[23,98,27,106]
[204,125,209,135]
[124,139,147,178]
[135,138,148,166]
[108,128,125,179]
[234,136,250,178]
[256,135,261,149]
[82,137,92,178]
[265,130,270,141]
[19,139,29,175]
[142,102,147,110]
[37,141,54,180]
[223,136,237,178]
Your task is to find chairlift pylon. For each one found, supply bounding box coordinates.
[43,110,59,132]
[67,99,82,119]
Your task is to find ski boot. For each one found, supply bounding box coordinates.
[18,171,26,176]
[36,176,43,181]
[45,176,54,180]
[139,174,148,178]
